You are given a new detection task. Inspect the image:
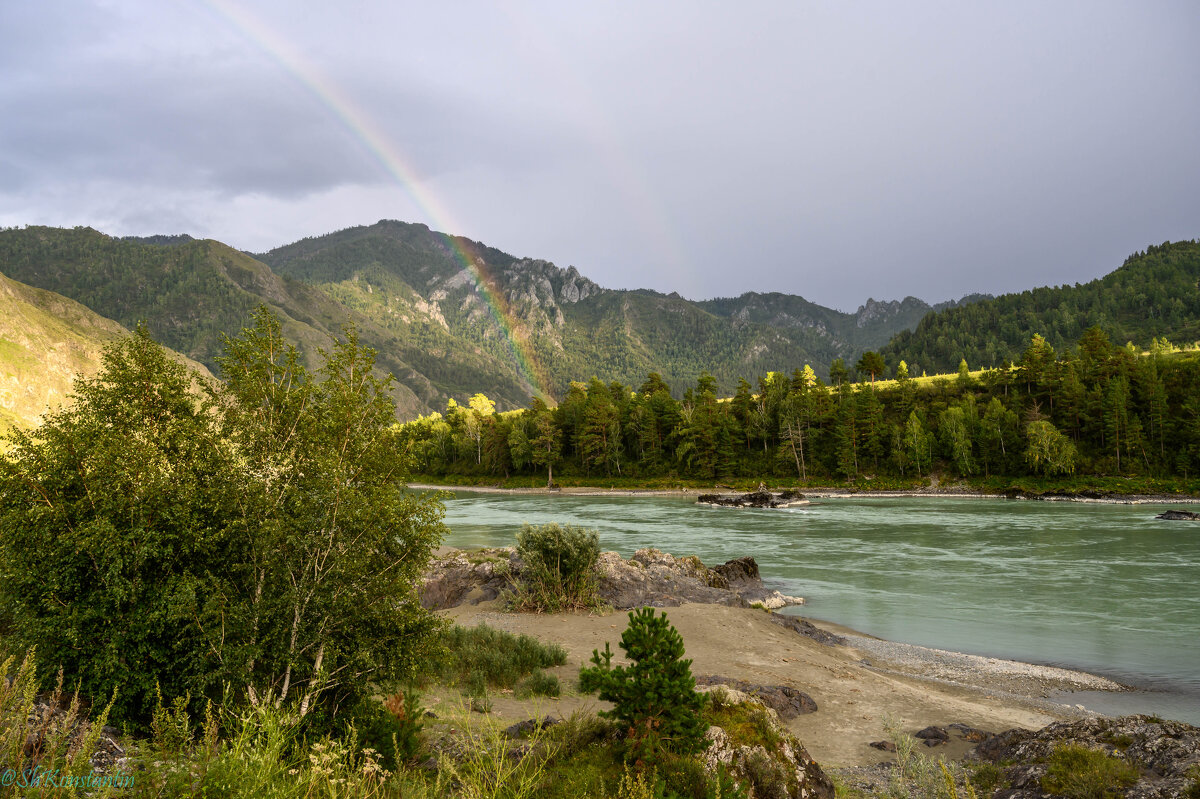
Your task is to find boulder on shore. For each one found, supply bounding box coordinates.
[696,675,818,718]
[975,714,1200,798]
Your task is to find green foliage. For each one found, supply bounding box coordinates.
[0,225,531,418]
[0,310,446,727]
[968,762,1008,796]
[511,522,603,612]
[434,623,566,696]
[402,328,1200,489]
[516,670,563,699]
[344,691,426,770]
[1040,743,1140,799]
[856,351,886,382]
[1025,420,1077,476]
[0,328,239,722]
[579,608,708,766]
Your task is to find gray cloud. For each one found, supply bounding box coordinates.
[2,0,1198,310]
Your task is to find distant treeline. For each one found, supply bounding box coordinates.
[397,327,1200,484]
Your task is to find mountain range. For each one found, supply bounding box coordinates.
[2,222,1196,430]
[0,222,971,422]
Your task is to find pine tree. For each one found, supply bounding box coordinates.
[579,608,707,765]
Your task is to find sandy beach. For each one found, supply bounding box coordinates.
[437,598,1117,768]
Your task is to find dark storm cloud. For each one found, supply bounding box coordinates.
[1,1,1198,309]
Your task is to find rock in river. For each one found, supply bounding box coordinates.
[697,489,808,508]
[1156,509,1200,521]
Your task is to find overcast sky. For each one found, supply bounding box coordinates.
[1,1,1197,311]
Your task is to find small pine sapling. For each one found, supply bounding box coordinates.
[579,607,708,765]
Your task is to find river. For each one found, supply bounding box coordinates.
[437,491,1200,725]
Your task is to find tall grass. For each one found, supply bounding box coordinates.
[0,648,118,798]
[435,623,567,699]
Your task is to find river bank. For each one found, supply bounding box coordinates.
[426,544,1130,769]
[408,481,1200,504]
[435,491,1200,731]
[437,586,1112,768]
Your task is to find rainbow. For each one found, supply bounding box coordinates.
[200,0,555,402]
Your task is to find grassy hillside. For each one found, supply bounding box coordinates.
[0,269,211,435]
[880,239,1200,374]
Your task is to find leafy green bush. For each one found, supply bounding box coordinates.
[435,623,566,697]
[579,608,708,766]
[511,522,603,612]
[1040,743,1140,799]
[0,312,446,728]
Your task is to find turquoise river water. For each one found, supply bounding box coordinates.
[438,492,1200,725]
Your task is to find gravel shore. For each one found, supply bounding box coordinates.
[841,633,1124,698]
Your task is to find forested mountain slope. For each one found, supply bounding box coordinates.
[880,240,1200,374]
[258,220,947,399]
[0,226,533,417]
[697,292,989,368]
[1,222,975,418]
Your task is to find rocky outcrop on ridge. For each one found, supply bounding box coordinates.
[974,714,1200,798]
[419,547,806,612]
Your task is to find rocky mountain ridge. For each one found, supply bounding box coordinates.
[258,219,962,402]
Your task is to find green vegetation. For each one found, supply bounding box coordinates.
[0,222,931,420]
[399,326,1200,489]
[882,239,1200,374]
[580,608,709,766]
[1040,743,1140,799]
[510,522,604,612]
[0,310,445,728]
[433,623,567,699]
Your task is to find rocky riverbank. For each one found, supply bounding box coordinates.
[410,482,1200,505]
[422,546,1139,770]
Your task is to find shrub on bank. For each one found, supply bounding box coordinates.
[510,522,603,612]
[1040,743,1140,799]
[0,312,446,728]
